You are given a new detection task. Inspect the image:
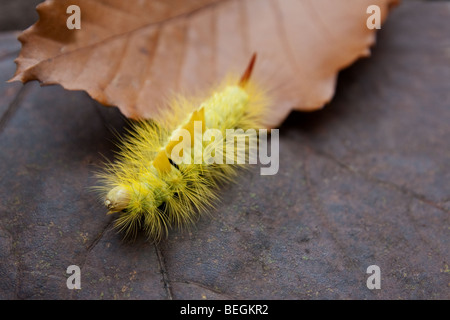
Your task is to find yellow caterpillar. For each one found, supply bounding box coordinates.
[95,54,269,241]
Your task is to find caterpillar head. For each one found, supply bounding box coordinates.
[105,186,131,214]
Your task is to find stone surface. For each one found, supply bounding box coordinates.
[0,0,41,31]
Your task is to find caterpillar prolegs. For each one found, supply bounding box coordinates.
[95,54,269,241]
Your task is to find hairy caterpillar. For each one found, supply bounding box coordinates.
[95,54,269,241]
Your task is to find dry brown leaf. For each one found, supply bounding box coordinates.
[10,0,399,128]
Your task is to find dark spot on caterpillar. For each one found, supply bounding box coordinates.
[157,201,167,213]
[168,158,180,170]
